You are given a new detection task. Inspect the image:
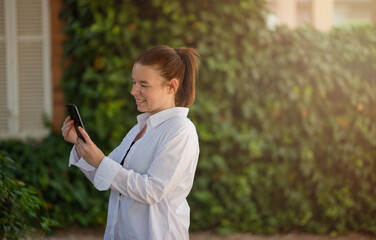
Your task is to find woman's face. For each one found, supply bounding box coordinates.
[131,64,175,115]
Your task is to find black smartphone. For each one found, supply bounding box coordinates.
[66,104,86,143]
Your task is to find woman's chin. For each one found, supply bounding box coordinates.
[137,106,147,113]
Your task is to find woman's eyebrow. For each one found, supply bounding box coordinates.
[132,78,150,84]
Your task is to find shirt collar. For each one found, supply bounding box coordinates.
[136,107,189,130]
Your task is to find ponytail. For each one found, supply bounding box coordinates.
[135,45,200,107]
[175,47,200,107]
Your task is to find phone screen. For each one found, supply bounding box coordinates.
[66,104,86,142]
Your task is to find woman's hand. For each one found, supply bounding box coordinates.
[75,126,105,168]
[61,116,78,144]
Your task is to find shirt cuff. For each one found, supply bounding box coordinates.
[94,156,122,191]
[68,146,96,171]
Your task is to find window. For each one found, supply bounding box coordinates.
[0,0,51,139]
[333,0,374,27]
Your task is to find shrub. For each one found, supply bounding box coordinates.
[59,0,266,153]
[0,133,108,228]
[189,25,376,234]
[0,151,53,239]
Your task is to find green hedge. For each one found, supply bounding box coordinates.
[0,134,108,228]
[59,0,376,234]
[190,25,376,234]
[0,151,54,239]
[59,0,266,152]
[1,0,375,235]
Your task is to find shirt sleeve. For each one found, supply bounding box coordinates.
[108,127,199,204]
[69,139,126,189]
[68,146,97,184]
[93,156,122,191]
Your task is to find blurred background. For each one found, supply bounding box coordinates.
[1,0,375,239]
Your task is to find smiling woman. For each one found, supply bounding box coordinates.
[61,45,200,240]
[134,45,199,108]
[131,64,176,115]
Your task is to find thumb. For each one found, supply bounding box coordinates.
[78,126,91,143]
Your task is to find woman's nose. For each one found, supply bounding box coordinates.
[131,84,138,96]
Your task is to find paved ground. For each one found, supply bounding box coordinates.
[29,226,376,240]
[190,232,376,240]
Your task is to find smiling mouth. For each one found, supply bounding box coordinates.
[136,99,146,103]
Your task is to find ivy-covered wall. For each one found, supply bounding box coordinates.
[59,0,267,151]
[1,0,375,235]
[190,25,376,234]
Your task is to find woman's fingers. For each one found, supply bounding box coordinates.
[75,139,83,155]
[61,119,79,144]
[63,116,71,124]
[75,134,104,168]
[76,137,88,158]
[61,120,74,135]
[61,118,72,131]
[78,127,91,143]
[62,116,71,130]
[74,131,104,168]
[61,120,71,131]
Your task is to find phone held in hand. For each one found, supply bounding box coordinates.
[66,104,86,143]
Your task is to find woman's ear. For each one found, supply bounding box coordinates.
[168,79,179,93]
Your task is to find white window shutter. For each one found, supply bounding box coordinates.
[0,0,7,134]
[17,0,45,134]
[0,0,51,139]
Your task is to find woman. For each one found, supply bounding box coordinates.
[61,45,200,240]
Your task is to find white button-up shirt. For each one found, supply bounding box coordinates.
[69,107,199,240]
